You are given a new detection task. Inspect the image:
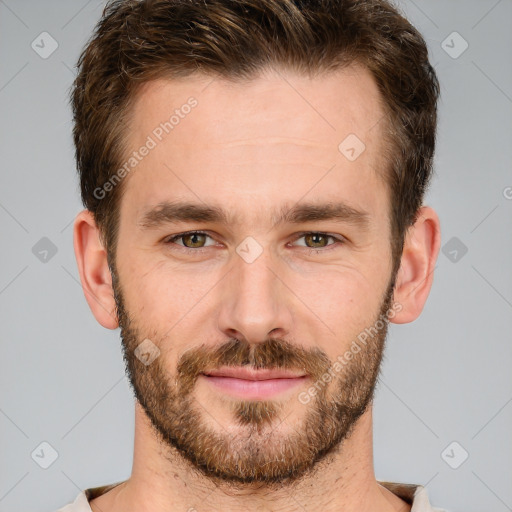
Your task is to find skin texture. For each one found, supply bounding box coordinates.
[74,65,440,512]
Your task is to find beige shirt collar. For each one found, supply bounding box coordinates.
[57,479,447,512]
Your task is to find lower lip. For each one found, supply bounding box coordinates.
[201,375,308,399]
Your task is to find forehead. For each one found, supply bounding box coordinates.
[130,64,387,146]
[120,65,390,223]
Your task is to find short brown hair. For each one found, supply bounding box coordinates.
[70,0,440,279]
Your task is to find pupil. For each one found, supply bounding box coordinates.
[188,234,203,247]
[309,234,325,247]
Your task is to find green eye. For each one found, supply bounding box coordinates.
[163,231,344,254]
[180,232,208,248]
[164,231,215,250]
[303,233,331,248]
[293,232,344,251]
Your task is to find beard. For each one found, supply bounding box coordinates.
[111,265,396,489]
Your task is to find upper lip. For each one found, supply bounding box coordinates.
[202,367,307,381]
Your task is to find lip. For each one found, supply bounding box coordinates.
[200,367,308,400]
[203,366,307,380]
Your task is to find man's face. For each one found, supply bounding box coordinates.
[112,65,397,485]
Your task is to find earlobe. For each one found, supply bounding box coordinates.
[390,206,441,324]
[73,209,119,329]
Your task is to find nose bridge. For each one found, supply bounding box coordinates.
[217,238,291,343]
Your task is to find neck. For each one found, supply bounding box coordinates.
[90,403,410,512]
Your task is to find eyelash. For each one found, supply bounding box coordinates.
[162,230,345,255]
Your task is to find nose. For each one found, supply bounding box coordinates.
[216,242,293,344]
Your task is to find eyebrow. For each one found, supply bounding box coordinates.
[137,200,371,231]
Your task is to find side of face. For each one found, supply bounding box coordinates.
[73,64,440,483]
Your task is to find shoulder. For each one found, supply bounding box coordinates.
[378,480,449,512]
[55,481,126,512]
[55,490,91,512]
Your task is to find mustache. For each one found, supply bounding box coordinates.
[176,337,332,395]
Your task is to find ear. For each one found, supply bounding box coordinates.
[73,209,119,329]
[390,206,441,324]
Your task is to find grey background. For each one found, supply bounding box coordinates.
[0,0,511,511]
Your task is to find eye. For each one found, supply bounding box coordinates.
[291,232,345,252]
[164,231,216,250]
[162,230,345,255]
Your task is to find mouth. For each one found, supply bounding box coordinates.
[200,367,309,400]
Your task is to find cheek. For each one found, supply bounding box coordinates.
[287,264,388,346]
[119,254,220,331]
